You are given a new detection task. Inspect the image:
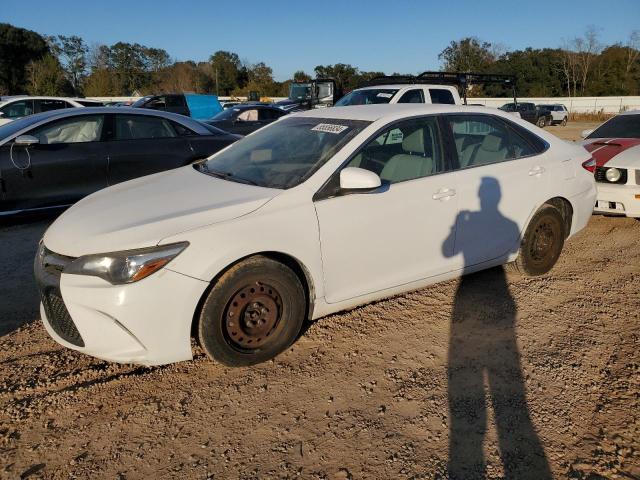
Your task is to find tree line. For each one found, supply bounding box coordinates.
[1,23,638,99]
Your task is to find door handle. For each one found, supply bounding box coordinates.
[432,188,456,201]
[528,166,545,176]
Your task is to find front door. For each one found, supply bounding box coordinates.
[0,114,108,213]
[314,115,460,303]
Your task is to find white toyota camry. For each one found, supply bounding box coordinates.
[35,104,596,367]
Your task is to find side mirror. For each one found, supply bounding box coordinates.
[339,167,382,193]
[0,112,5,118]
[581,129,594,138]
[14,134,39,146]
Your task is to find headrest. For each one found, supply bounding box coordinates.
[481,133,504,152]
[402,129,425,154]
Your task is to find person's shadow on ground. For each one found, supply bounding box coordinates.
[443,177,552,479]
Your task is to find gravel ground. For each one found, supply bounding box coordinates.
[1,122,638,479]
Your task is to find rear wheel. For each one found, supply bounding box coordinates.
[508,204,565,276]
[198,256,306,367]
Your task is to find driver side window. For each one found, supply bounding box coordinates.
[30,115,105,144]
[346,116,444,184]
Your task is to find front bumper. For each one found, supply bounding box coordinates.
[593,183,640,218]
[35,246,210,366]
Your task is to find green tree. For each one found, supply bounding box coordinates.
[293,70,311,82]
[0,23,49,94]
[25,54,73,95]
[83,68,117,96]
[314,63,360,90]
[48,35,88,94]
[108,42,151,94]
[438,37,496,72]
[209,51,242,95]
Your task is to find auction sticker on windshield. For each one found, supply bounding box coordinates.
[311,124,349,134]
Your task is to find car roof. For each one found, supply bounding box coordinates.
[1,96,100,102]
[293,103,512,122]
[619,109,640,116]
[355,84,457,91]
[0,107,212,145]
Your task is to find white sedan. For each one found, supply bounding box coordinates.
[0,96,104,125]
[36,104,596,367]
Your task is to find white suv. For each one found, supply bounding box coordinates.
[538,104,569,126]
[0,96,104,125]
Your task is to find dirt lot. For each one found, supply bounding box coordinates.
[1,122,638,479]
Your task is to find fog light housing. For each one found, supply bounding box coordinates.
[605,167,621,182]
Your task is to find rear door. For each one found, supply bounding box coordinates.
[106,113,190,185]
[0,114,108,212]
[443,114,551,267]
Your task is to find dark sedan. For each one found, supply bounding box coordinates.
[0,107,240,215]
[205,104,287,135]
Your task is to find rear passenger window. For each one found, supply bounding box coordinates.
[346,116,444,184]
[429,89,456,105]
[115,115,177,140]
[37,99,70,112]
[397,89,425,104]
[447,115,544,169]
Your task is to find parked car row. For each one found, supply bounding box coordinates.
[0,96,104,125]
[3,81,634,370]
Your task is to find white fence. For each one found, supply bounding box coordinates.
[469,96,640,114]
[87,95,640,114]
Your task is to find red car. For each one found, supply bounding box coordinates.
[582,111,640,219]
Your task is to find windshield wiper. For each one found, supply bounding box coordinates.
[202,166,260,186]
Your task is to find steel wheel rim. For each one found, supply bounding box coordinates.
[223,282,282,350]
[530,219,559,263]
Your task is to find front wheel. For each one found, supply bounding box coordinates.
[508,204,565,276]
[537,116,547,128]
[561,117,568,126]
[198,256,306,367]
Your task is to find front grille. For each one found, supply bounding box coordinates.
[42,289,84,347]
[41,247,75,278]
[595,166,628,184]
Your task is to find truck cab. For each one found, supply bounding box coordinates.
[335,84,460,106]
[275,79,339,112]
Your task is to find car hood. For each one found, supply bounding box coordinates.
[44,166,280,257]
[582,138,640,168]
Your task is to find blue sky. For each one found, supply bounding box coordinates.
[3,0,640,81]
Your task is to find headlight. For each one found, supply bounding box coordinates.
[605,167,621,183]
[65,242,188,285]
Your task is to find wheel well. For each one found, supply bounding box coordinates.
[190,252,315,339]
[545,197,573,238]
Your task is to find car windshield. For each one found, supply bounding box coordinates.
[335,89,399,106]
[290,84,311,100]
[200,116,369,189]
[587,115,640,139]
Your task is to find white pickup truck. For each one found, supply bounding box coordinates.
[335,72,518,110]
[335,83,461,106]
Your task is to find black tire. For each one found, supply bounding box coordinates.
[198,256,305,367]
[561,117,568,126]
[536,116,546,128]
[508,204,565,276]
